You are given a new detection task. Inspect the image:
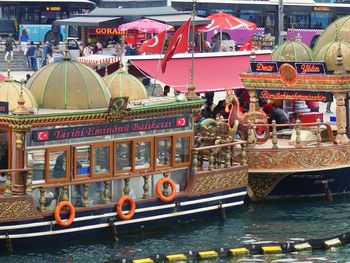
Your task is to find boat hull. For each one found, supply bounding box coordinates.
[0,187,246,248]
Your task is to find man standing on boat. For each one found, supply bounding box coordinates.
[270,103,289,130]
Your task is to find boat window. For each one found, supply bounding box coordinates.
[92,143,112,177]
[135,139,153,171]
[27,149,46,182]
[170,169,189,192]
[74,146,91,178]
[0,130,9,170]
[48,147,70,182]
[155,137,172,168]
[115,141,132,173]
[174,134,192,167]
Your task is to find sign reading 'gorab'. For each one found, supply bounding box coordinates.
[250,61,327,75]
[32,115,189,142]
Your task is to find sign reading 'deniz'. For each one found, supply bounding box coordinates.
[32,115,189,142]
[0,101,9,114]
[250,61,278,73]
[250,61,327,75]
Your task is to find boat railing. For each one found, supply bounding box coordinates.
[0,168,33,196]
[245,118,336,148]
[192,140,247,172]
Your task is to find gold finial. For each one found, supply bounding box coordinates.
[13,86,30,115]
[334,41,345,75]
[290,26,295,41]
[247,47,256,73]
[63,41,70,60]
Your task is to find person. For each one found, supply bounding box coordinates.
[163,85,170,96]
[124,42,132,56]
[270,103,289,130]
[51,18,61,46]
[211,37,221,52]
[20,28,29,55]
[52,49,63,62]
[26,42,36,70]
[326,101,333,114]
[306,100,319,112]
[34,44,43,70]
[42,42,53,66]
[4,34,17,62]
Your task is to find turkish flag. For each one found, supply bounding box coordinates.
[161,19,191,73]
[139,30,166,54]
[239,38,252,51]
[176,117,187,127]
[37,131,49,141]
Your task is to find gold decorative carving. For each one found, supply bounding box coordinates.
[335,92,349,144]
[0,197,42,222]
[247,145,350,170]
[248,173,286,200]
[190,169,248,194]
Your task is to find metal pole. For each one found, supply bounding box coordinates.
[190,0,196,85]
[278,0,284,44]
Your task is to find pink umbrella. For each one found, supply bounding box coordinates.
[118,19,174,34]
[0,74,5,82]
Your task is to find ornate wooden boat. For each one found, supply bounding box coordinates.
[236,40,350,200]
[0,54,248,250]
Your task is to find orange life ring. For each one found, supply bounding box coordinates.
[54,201,76,227]
[117,195,136,220]
[156,178,176,202]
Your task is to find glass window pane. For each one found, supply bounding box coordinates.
[116,142,131,171]
[27,150,46,181]
[50,150,67,179]
[76,146,90,176]
[156,138,172,166]
[135,141,151,169]
[175,137,190,163]
[94,145,110,175]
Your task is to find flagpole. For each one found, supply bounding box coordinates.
[187,0,200,100]
[153,31,167,87]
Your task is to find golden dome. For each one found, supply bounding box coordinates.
[270,40,314,61]
[104,69,148,101]
[314,41,350,73]
[26,58,111,109]
[0,76,37,112]
[313,15,350,53]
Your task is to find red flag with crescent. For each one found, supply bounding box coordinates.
[139,30,166,54]
[239,38,252,51]
[161,19,191,73]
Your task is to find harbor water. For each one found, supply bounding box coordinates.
[1,195,350,262]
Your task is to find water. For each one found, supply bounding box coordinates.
[2,196,350,262]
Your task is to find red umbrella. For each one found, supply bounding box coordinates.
[197,12,256,32]
[118,19,174,34]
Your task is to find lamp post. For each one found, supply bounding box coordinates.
[278,0,284,44]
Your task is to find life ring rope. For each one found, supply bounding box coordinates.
[156,177,176,202]
[54,201,76,227]
[117,195,136,220]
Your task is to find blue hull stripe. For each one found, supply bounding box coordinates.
[0,189,246,240]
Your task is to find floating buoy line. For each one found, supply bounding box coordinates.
[112,231,350,263]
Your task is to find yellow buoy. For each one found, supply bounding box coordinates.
[198,250,218,259]
[261,246,282,254]
[133,258,154,263]
[229,247,249,256]
[166,254,187,262]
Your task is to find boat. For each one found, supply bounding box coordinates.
[0,50,248,250]
[230,19,350,200]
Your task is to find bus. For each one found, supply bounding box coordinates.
[170,0,350,47]
[0,0,96,42]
